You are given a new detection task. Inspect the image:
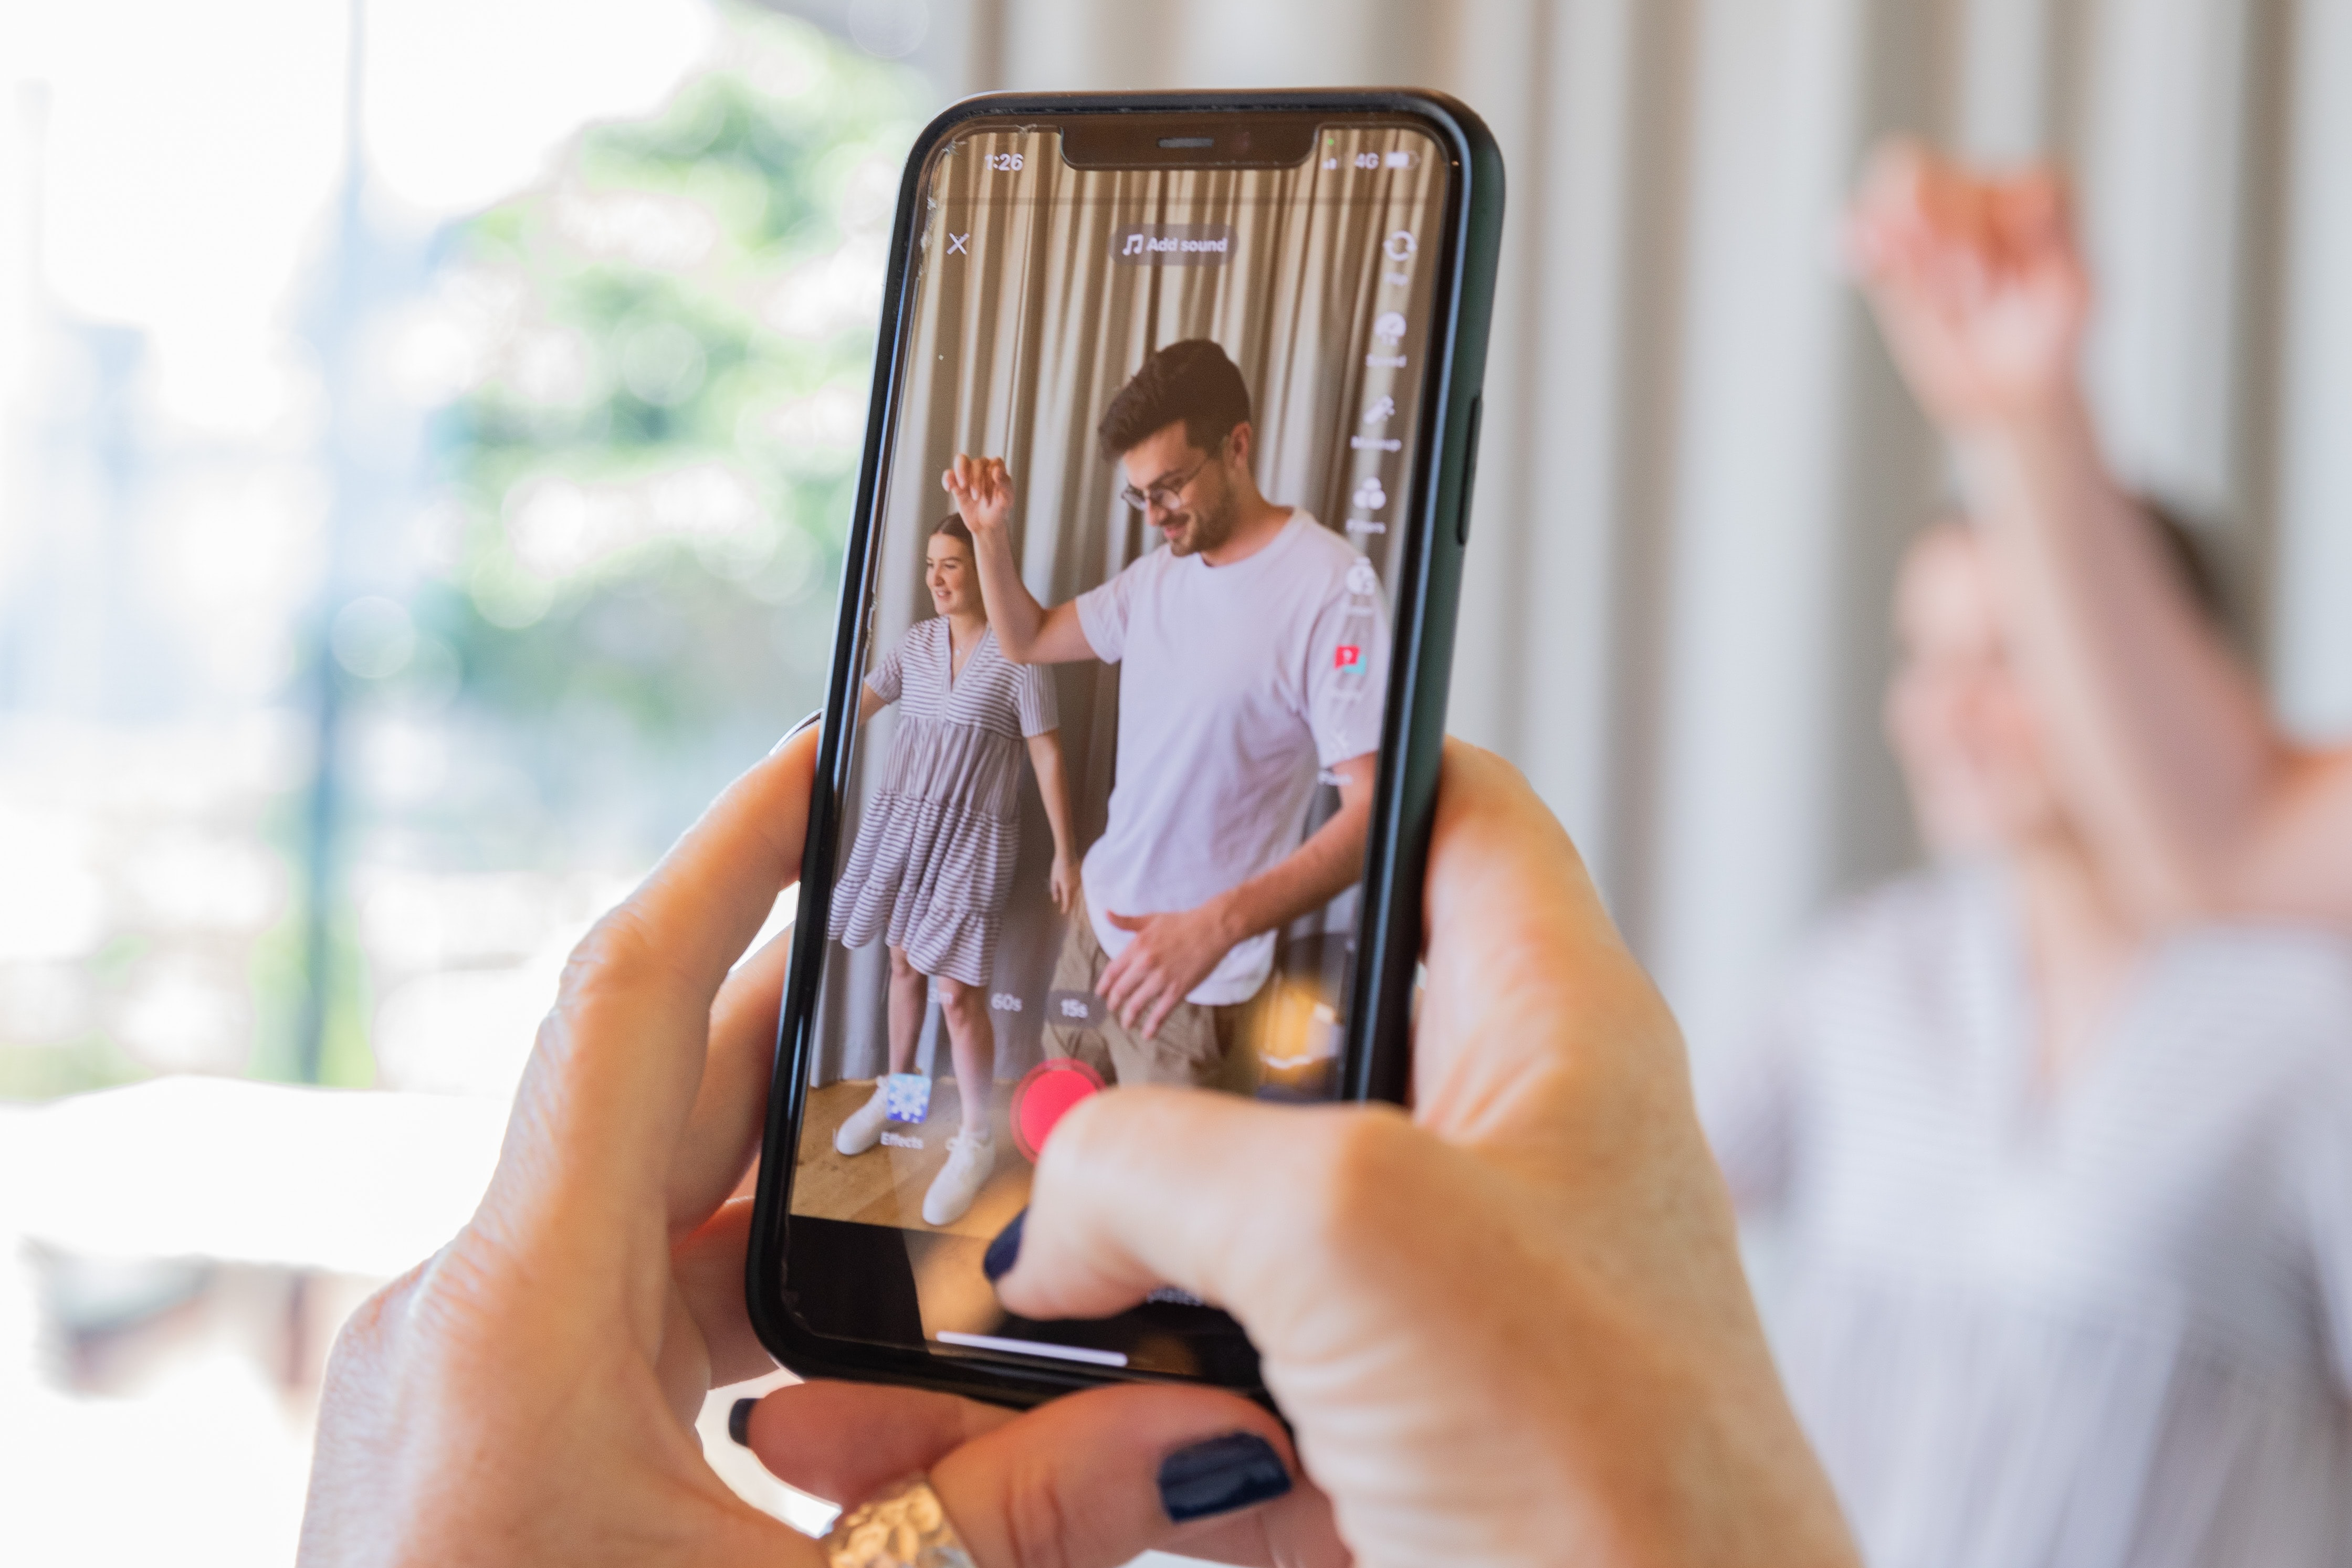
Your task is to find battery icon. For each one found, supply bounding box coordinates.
[1383,150,1415,169]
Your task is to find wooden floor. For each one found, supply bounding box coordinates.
[790,1079,1034,1241]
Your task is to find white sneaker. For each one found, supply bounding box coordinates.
[921,1128,995,1227]
[834,1083,891,1156]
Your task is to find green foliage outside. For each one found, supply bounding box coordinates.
[0,6,920,1101]
[416,6,922,861]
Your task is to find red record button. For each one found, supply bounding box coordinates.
[1009,1058,1105,1162]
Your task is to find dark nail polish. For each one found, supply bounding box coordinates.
[1158,1432,1292,1524]
[982,1208,1026,1282]
[728,1397,757,1447]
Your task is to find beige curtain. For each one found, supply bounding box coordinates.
[810,127,1444,1083]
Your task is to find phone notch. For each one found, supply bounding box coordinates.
[1060,114,1317,170]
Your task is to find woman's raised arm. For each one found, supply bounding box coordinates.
[1848,142,2352,928]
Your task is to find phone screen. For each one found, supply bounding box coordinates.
[785,115,1455,1380]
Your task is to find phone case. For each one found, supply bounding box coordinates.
[746,87,1505,1409]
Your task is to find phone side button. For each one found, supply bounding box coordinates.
[1456,393,1484,547]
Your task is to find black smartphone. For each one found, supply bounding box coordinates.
[748,89,1502,1407]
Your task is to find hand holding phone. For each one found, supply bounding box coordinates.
[302,730,1850,1568]
[300,87,1852,1568]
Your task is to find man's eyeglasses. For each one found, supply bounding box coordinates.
[1118,452,1214,514]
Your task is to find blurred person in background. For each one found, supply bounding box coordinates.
[1846,141,2352,932]
[1701,510,2352,1565]
[827,514,1078,1227]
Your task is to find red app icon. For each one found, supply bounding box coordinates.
[1334,644,1362,671]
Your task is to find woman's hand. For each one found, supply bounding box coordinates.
[297,726,1306,1568]
[745,744,1860,1567]
[1047,848,1079,915]
[943,454,1015,536]
[1845,139,2092,434]
[303,729,1855,1567]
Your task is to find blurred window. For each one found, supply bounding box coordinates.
[0,2,921,1103]
[0,5,923,1559]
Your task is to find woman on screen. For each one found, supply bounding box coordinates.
[828,514,1079,1227]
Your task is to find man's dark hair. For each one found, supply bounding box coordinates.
[1097,339,1252,461]
[931,513,973,551]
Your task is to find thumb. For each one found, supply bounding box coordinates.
[1105,910,1147,932]
[992,1087,1413,1339]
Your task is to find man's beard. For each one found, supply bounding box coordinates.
[1164,479,1240,559]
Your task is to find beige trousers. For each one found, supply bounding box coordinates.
[1042,889,1265,1095]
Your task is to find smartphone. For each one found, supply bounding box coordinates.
[748,89,1502,1407]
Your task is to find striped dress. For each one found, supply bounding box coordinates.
[1700,864,2352,1568]
[828,618,1057,987]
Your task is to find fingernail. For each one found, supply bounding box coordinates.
[1158,1432,1291,1524]
[728,1397,758,1447]
[981,1208,1025,1282]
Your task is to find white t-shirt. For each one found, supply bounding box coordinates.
[1073,511,1390,1004]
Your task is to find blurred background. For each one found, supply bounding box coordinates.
[1,0,2346,1560]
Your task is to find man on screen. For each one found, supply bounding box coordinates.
[946,338,1389,1091]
